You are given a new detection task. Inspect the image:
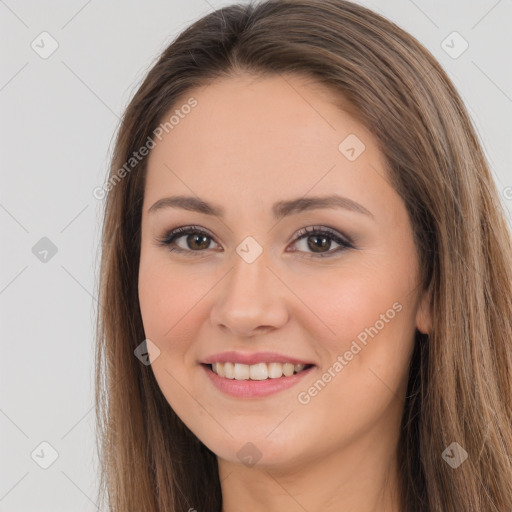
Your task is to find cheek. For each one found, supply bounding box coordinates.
[139,251,194,336]
[293,261,417,404]
[138,256,209,421]
[291,277,415,450]
[138,253,223,370]
[139,261,172,339]
[291,261,412,351]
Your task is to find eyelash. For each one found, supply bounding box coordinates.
[156,225,354,258]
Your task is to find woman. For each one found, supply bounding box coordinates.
[95,0,512,510]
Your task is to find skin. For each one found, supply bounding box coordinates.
[138,72,432,512]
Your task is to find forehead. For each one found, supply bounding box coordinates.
[152,72,365,159]
[144,73,390,218]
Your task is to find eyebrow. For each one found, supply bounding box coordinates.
[147,194,374,220]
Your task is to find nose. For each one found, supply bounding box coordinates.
[210,250,289,338]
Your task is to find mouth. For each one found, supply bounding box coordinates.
[200,361,316,398]
[204,361,314,380]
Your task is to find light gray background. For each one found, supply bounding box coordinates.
[1,1,511,510]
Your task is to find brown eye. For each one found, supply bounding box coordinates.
[306,233,331,252]
[181,232,211,251]
[289,226,353,258]
[157,226,220,255]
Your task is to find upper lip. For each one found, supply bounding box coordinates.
[202,351,315,366]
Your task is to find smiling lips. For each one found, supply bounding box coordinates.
[201,351,315,397]
[202,350,314,380]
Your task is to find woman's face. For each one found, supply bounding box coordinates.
[138,73,431,470]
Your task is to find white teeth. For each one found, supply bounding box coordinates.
[214,362,225,378]
[282,363,294,377]
[268,362,283,378]
[249,362,268,380]
[210,361,310,380]
[224,362,235,379]
[234,363,250,380]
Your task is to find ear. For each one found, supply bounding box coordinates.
[415,284,432,335]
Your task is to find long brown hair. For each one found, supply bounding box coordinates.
[94,1,512,510]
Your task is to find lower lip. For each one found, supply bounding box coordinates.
[201,364,315,398]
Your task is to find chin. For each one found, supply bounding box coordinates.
[194,422,307,470]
